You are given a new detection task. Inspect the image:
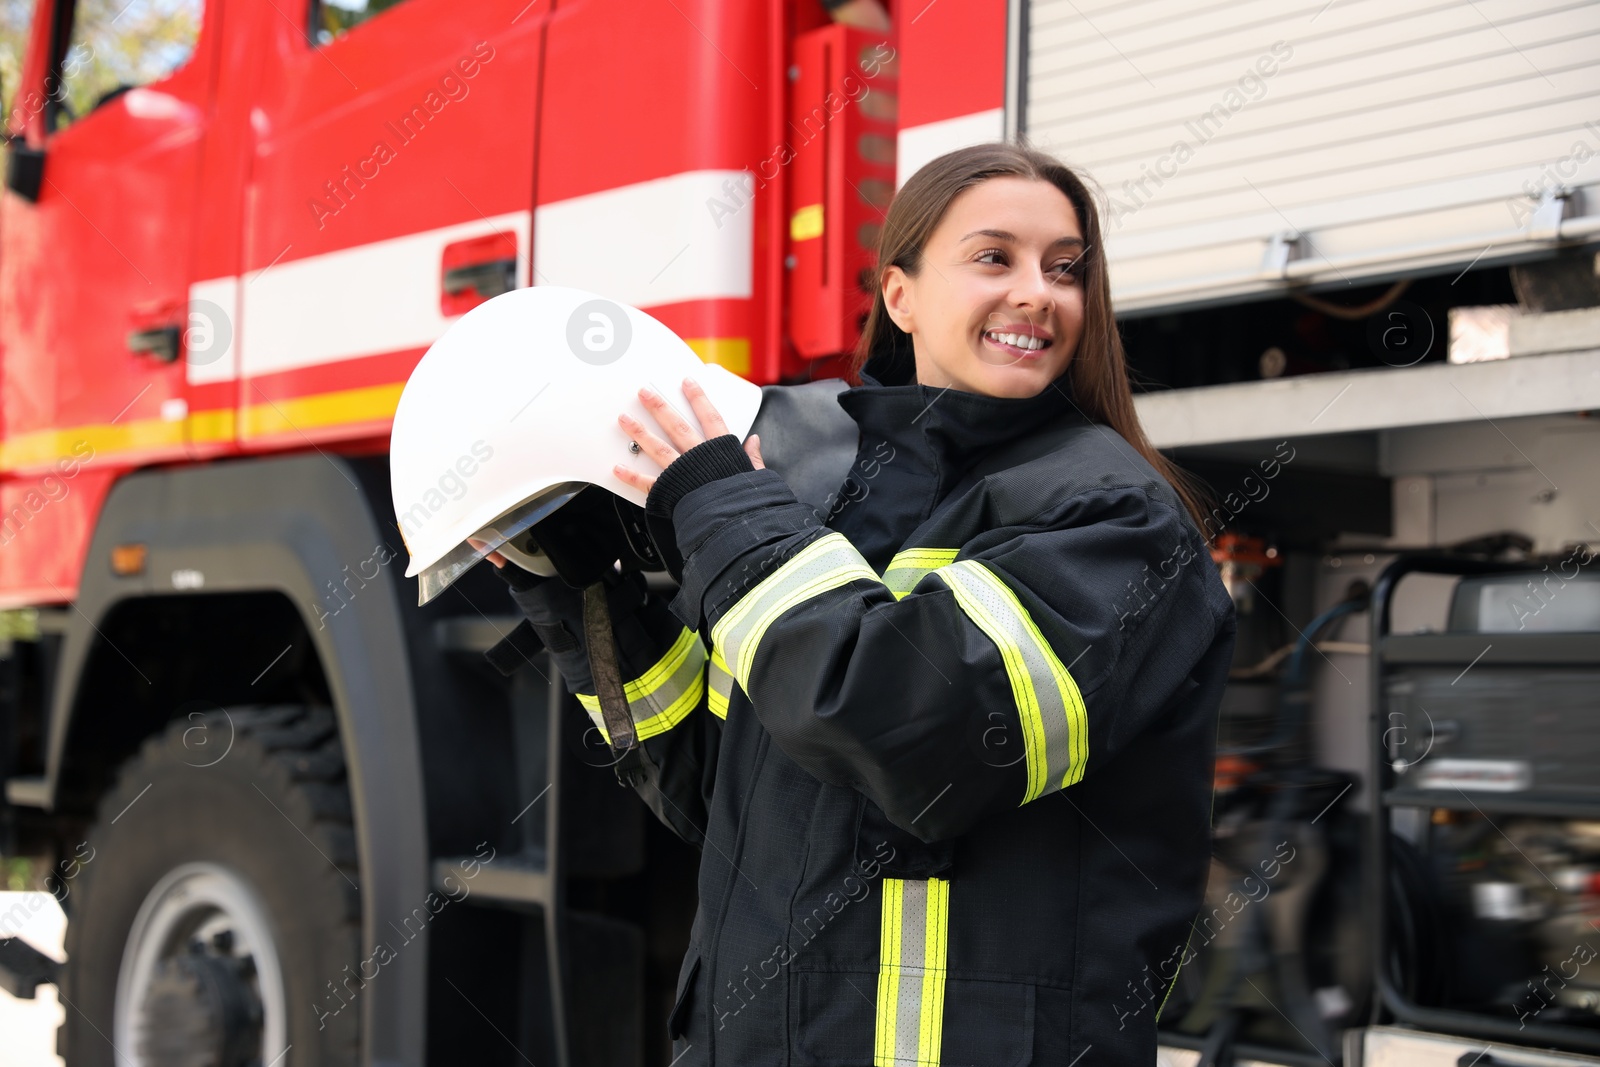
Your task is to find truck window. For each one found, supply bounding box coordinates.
[0,1,38,129]
[311,0,412,45]
[50,0,203,133]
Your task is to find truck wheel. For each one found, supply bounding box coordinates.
[57,705,361,1066]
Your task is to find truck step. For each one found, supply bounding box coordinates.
[3,777,49,808]
[1362,1024,1600,1066]
[432,848,551,911]
[0,936,61,999]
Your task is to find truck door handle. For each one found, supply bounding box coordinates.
[442,258,516,300]
[127,324,182,363]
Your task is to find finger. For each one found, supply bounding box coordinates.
[467,537,509,568]
[612,463,656,495]
[745,433,765,470]
[638,386,704,454]
[682,377,731,440]
[618,413,678,469]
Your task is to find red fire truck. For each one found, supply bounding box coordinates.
[3,0,1599,1065]
[0,0,911,1062]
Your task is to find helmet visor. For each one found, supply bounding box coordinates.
[414,482,585,606]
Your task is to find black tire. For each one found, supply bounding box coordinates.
[58,705,361,1066]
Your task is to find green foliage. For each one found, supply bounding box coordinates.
[0,0,37,127]
[3,854,37,892]
[0,0,202,132]
[315,0,411,45]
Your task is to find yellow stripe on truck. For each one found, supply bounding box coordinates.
[240,382,406,438]
[0,417,184,472]
[684,337,751,377]
[1,338,752,472]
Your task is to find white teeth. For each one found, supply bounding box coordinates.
[986,330,1048,351]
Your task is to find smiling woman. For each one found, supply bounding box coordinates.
[853,141,1209,524]
[878,176,1087,398]
[504,141,1238,1067]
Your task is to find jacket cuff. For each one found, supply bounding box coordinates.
[489,559,552,592]
[665,468,824,636]
[504,570,651,691]
[645,434,755,525]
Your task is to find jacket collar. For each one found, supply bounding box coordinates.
[824,346,1089,567]
[835,345,1084,475]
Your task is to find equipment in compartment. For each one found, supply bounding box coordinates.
[1421,811,1600,1024]
[1160,546,1369,1067]
[1370,555,1600,1056]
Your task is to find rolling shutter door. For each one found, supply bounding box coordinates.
[1022,0,1600,314]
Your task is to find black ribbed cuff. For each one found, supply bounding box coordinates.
[645,434,755,527]
[489,559,550,592]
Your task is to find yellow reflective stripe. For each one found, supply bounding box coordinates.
[711,531,879,692]
[875,877,949,1067]
[932,560,1088,803]
[576,626,706,743]
[1154,927,1194,1024]
[875,878,902,1065]
[918,877,949,1064]
[881,547,959,600]
[707,644,734,720]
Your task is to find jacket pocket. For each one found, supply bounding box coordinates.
[790,970,1035,1066]
[791,970,874,1066]
[941,978,1036,1067]
[667,951,702,1041]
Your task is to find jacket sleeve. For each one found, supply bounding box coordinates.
[653,437,1229,844]
[502,568,724,848]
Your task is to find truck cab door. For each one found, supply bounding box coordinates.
[237,0,539,451]
[0,0,214,478]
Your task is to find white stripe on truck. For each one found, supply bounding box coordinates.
[188,169,755,384]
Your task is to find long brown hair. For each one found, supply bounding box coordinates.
[850,141,1214,534]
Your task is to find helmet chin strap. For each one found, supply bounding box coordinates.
[581,582,650,787]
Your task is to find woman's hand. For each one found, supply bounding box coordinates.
[613,375,764,495]
[467,536,507,568]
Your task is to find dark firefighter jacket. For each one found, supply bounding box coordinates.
[504,348,1238,1066]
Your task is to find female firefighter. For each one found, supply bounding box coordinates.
[496,141,1238,1065]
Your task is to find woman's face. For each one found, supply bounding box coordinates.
[882,176,1086,399]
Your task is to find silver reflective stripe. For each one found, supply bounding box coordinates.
[576,625,706,742]
[932,560,1088,803]
[711,531,879,692]
[875,876,950,1067]
[882,547,959,600]
[707,644,735,720]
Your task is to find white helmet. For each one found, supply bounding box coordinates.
[389,285,763,605]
